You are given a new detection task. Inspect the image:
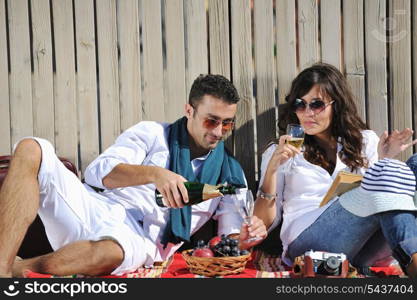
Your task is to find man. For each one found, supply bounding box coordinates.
[0,74,266,277]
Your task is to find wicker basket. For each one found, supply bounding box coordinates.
[182,249,251,277]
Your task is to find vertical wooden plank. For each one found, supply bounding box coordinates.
[298,0,319,70]
[208,0,230,78]
[389,0,412,161]
[8,0,33,146]
[52,0,78,168]
[31,0,54,144]
[413,0,417,153]
[254,0,276,161]
[276,0,297,104]
[230,0,256,191]
[164,0,186,122]
[320,0,342,69]
[141,0,165,122]
[74,0,99,172]
[208,0,233,151]
[184,0,208,94]
[364,0,388,136]
[346,76,366,120]
[96,0,120,150]
[0,0,10,154]
[343,0,366,121]
[117,0,142,131]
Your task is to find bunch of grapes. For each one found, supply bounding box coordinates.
[192,235,250,257]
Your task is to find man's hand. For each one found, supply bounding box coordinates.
[378,129,417,159]
[153,167,188,208]
[238,215,267,250]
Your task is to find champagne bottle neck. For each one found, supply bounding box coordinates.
[217,184,236,194]
[155,182,238,207]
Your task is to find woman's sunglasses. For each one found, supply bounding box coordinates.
[202,117,235,132]
[292,98,334,114]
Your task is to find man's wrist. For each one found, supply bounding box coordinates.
[149,166,162,183]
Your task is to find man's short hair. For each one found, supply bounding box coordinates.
[188,74,240,108]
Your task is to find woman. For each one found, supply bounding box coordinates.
[254,63,417,277]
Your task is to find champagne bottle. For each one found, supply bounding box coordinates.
[155,182,238,207]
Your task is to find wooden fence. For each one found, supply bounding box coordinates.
[0,0,416,191]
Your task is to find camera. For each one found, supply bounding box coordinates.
[292,250,349,278]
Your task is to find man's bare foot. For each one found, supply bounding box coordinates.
[11,256,25,277]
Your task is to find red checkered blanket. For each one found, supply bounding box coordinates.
[23,251,403,278]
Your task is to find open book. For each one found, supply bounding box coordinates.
[319,171,363,207]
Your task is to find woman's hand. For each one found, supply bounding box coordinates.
[253,135,298,230]
[378,129,417,159]
[267,135,302,172]
[238,215,267,250]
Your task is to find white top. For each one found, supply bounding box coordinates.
[258,130,379,265]
[84,121,246,263]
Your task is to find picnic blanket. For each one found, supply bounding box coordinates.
[23,251,404,278]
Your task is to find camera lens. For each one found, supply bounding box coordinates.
[323,256,340,275]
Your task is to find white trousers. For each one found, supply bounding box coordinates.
[15,137,154,275]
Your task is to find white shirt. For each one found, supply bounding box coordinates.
[259,130,379,264]
[84,121,245,263]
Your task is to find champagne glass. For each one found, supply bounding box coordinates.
[281,124,305,173]
[235,190,262,243]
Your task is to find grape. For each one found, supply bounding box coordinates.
[197,240,206,248]
[229,239,238,247]
[240,250,249,255]
[214,247,226,257]
[222,245,231,253]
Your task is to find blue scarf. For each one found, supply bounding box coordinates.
[161,117,246,247]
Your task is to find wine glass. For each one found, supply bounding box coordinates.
[281,124,305,173]
[236,189,262,243]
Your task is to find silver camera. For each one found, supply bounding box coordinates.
[304,250,347,276]
[293,250,349,277]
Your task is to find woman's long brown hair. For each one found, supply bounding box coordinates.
[277,63,368,172]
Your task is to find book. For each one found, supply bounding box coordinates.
[319,171,363,207]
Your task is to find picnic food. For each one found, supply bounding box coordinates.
[192,247,214,258]
[155,182,239,207]
[194,236,249,257]
[208,236,222,249]
[183,239,251,277]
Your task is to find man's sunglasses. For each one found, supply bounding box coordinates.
[202,117,235,132]
[292,98,334,114]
